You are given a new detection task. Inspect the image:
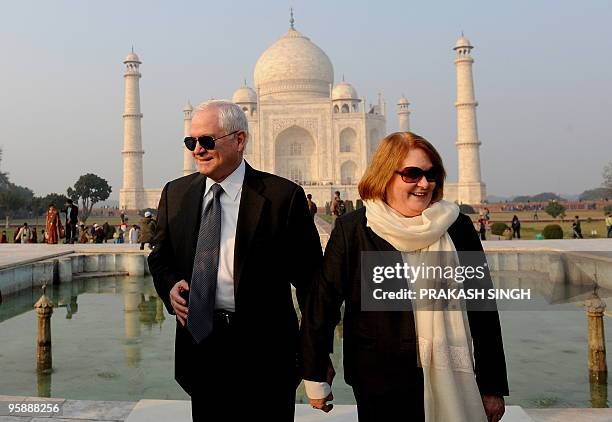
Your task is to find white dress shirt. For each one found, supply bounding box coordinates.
[202,159,245,312]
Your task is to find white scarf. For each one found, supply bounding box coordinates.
[365,199,487,422]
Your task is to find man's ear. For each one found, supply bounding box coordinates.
[236,131,247,153]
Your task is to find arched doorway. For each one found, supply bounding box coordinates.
[275,126,315,184]
[340,160,357,185]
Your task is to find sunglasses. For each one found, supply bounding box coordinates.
[184,130,240,151]
[395,166,438,183]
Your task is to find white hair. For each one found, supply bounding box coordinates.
[195,99,249,140]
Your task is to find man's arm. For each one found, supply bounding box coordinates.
[148,183,180,315]
[286,186,323,312]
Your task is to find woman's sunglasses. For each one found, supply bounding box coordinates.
[184,130,239,151]
[395,166,438,183]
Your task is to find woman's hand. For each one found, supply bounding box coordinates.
[482,395,505,422]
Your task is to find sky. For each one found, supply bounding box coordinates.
[0,0,611,200]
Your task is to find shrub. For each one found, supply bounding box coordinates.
[491,222,509,236]
[543,224,564,239]
[345,200,354,213]
[356,199,364,209]
[325,201,331,215]
[459,204,476,214]
[545,201,566,218]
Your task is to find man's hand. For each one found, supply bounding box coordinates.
[482,395,505,422]
[169,280,189,326]
[310,392,333,413]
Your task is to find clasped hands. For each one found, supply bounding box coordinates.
[308,360,336,413]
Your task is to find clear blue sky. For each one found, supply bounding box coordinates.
[1,0,611,199]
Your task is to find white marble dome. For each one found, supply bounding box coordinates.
[232,85,257,103]
[332,81,358,100]
[254,28,334,100]
[124,51,141,63]
[398,95,410,105]
[454,36,472,49]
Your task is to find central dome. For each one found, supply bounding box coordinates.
[254,28,334,100]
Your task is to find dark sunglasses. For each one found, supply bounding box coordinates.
[184,130,240,151]
[395,166,438,183]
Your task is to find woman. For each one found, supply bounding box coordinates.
[301,132,508,422]
[45,204,63,244]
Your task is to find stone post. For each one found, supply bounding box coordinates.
[585,292,607,386]
[34,284,54,373]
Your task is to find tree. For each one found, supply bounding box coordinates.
[579,187,611,201]
[67,173,112,222]
[545,200,566,219]
[603,162,612,191]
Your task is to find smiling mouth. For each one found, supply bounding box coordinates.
[411,192,429,197]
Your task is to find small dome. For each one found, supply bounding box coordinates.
[232,85,257,103]
[183,101,193,111]
[332,81,358,101]
[454,36,472,49]
[397,95,410,105]
[124,51,141,63]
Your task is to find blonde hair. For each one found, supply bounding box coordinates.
[358,131,446,203]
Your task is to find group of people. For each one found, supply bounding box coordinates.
[148,101,508,422]
[1,200,157,248]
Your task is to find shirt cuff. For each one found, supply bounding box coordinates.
[304,380,331,400]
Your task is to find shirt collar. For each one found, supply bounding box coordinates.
[204,159,245,202]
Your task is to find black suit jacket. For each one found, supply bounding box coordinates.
[148,162,322,395]
[301,207,509,396]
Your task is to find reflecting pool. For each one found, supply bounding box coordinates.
[0,274,610,407]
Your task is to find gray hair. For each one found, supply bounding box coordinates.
[195,100,249,140]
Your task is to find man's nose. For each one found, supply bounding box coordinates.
[193,142,205,155]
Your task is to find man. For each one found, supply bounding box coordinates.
[606,212,612,238]
[573,215,583,239]
[138,211,156,250]
[306,193,317,218]
[148,100,322,421]
[330,191,345,229]
[62,199,79,244]
[15,222,31,244]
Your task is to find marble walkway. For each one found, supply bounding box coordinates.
[6,395,612,422]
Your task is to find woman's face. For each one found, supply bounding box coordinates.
[385,148,436,217]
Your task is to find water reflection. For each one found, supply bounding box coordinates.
[0,273,610,407]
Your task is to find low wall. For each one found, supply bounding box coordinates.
[0,253,150,297]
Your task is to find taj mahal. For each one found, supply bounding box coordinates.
[119,14,485,210]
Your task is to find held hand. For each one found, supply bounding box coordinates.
[169,280,189,326]
[310,392,334,413]
[482,395,505,422]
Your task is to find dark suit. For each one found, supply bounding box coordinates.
[301,208,509,420]
[148,162,322,420]
[62,205,78,243]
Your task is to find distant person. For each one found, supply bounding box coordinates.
[15,222,31,244]
[533,211,539,221]
[138,211,157,250]
[128,224,140,244]
[102,222,111,243]
[478,216,487,241]
[45,203,63,244]
[331,191,346,229]
[78,224,89,243]
[484,207,491,221]
[306,193,317,218]
[606,213,612,238]
[511,215,521,239]
[62,199,79,244]
[118,219,128,244]
[30,227,38,243]
[93,224,105,243]
[0,230,8,243]
[40,229,45,243]
[572,216,583,239]
[120,212,126,224]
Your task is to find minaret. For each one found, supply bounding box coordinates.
[397,95,411,132]
[182,101,195,176]
[119,49,145,210]
[454,35,486,204]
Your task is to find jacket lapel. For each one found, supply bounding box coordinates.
[181,173,207,283]
[233,162,265,294]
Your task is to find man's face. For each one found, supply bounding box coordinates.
[190,107,246,182]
